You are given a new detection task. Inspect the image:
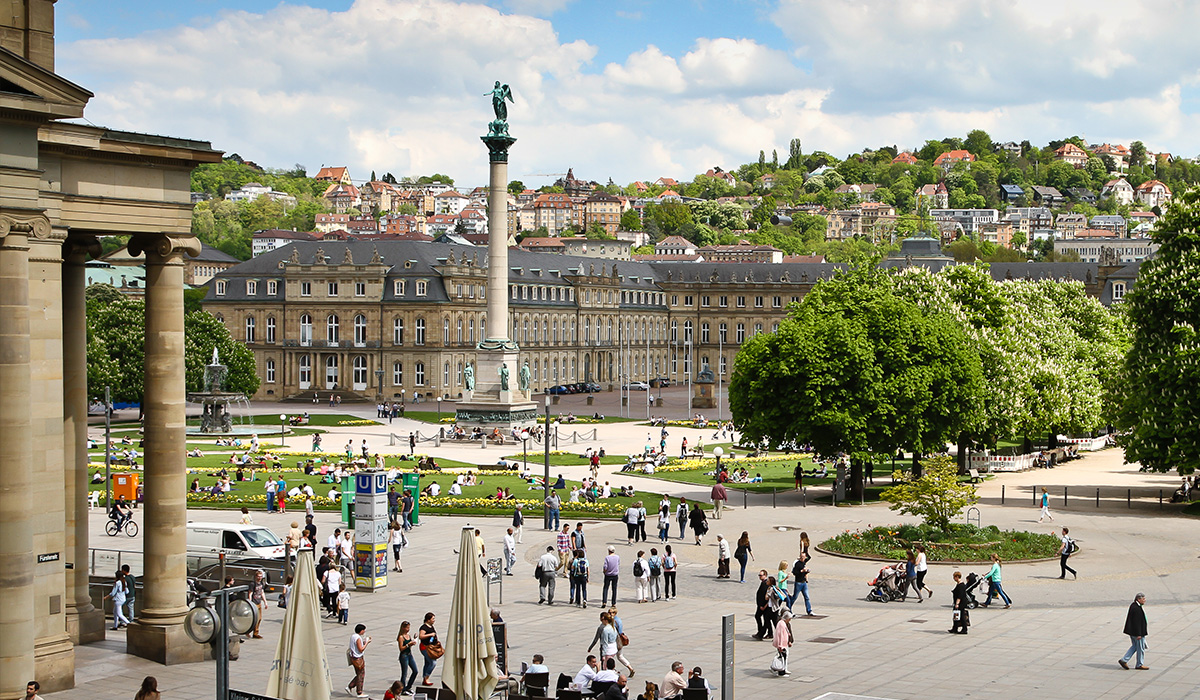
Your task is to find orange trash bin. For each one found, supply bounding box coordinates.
[111,473,139,502]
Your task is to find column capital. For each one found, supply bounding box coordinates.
[0,209,52,243]
[63,234,102,263]
[128,234,201,262]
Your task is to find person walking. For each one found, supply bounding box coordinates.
[545,490,562,531]
[636,501,648,542]
[346,623,371,698]
[265,477,277,514]
[588,612,619,669]
[647,548,663,601]
[418,612,440,686]
[396,620,419,694]
[1038,487,1054,522]
[662,544,678,600]
[408,432,416,455]
[511,502,523,542]
[981,554,1012,608]
[570,548,590,608]
[608,606,636,677]
[734,531,755,583]
[133,677,160,700]
[657,504,671,543]
[771,610,793,677]
[902,549,923,602]
[633,550,650,603]
[624,504,639,545]
[538,546,559,605]
[1118,593,1149,670]
[121,564,137,624]
[571,522,588,557]
[688,502,708,545]
[401,489,415,531]
[710,482,727,520]
[949,572,970,634]
[789,552,813,615]
[249,569,266,638]
[557,524,573,576]
[602,546,620,607]
[1058,526,1078,579]
[105,570,130,630]
[503,527,517,576]
[753,570,775,640]
[390,520,406,573]
[676,498,689,540]
[715,535,731,579]
[914,543,933,599]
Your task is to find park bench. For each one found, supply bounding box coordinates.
[968,468,982,483]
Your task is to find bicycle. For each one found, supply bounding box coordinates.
[105,516,139,537]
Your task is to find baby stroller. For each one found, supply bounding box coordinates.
[866,562,906,602]
[962,572,984,609]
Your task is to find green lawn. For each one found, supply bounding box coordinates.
[646,456,827,494]
[501,453,628,467]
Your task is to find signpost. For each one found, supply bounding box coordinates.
[486,556,503,605]
[354,471,389,590]
[721,614,734,700]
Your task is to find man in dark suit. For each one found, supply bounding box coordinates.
[1118,593,1148,670]
[752,570,775,640]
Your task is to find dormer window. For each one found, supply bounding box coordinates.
[215,280,226,296]
[246,280,257,295]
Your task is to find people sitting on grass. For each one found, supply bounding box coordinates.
[422,482,440,497]
[449,481,462,496]
[618,485,636,497]
[187,448,204,458]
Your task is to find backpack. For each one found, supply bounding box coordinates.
[633,560,644,577]
[1066,538,1078,555]
[648,556,661,576]
[572,559,588,579]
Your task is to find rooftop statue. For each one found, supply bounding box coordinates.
[486,81,514,137]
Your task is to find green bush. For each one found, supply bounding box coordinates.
[820,523,1062,562]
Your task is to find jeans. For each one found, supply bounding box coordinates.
[421,649,437,680]
[659,525,670,543]
[985,580,1011,606]
[399,650,418,691]
[1060,554,1076,578]
[790,581,812,615]
[1122,635,1146,667]
[736,555,748,582]
[602,575,618,606]
[570,577,588,605]
[505,551,516,574]
[678,519,687,539]
[266,494,275,512]
[125,597,136,621]
[539,573,556,603]
[548,508,560,530]
[663,571,676,598]
[339,608,348,624]
[402,511,413,530]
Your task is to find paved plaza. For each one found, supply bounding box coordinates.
[60,404,1200,700]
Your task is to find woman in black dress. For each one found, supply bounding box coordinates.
[688,503,708,545]
[949,571,970,634]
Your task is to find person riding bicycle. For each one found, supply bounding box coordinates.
[109,499,132,529]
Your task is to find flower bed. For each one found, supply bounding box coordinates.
[186,492,339,507]
[819,524,1062,562]
[654,453,810,473]
[336,419,380,426]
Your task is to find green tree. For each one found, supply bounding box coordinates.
[1115,187,1200,473]
[785,138,803,170]
[584,222,615,240]
[880,455,978,531]
[1129,141,1146,169]
[964,129,993,157]
[632,244,654,255]
[647,202,694,237]
[508,180,525,195]
[619,208,642,231]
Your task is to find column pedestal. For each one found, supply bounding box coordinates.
[455,348,537,428]
[125,234,205,665]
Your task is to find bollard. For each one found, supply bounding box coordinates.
[1063,486,1068,508]
[1001,484,1005,505]
[1128,489,1131,508]
[1033,486,1038,506]
[1159,489,1163,509]
[1096,488,1100,508]
[743,487,747,509]
[802,487,806,507]
[773,488,776,508]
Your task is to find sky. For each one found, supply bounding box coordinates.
[55,0,1200,188]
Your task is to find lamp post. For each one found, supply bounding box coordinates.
[714,446,724,475]
[685,339,693,418]
[435,386,441,423]
[279,413,287,450]
[717,332,723,423]
[542,397,552,528]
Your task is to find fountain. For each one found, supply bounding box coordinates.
[186,348,264,437]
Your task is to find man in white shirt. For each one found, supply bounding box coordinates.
[661,661,687,699]
[503,527,517,576]
[302,483,315,498]
[327,528,342,551]
[573,656,599,694]
[449,482,462,496]
[339,532,355,570]
[593,658,619,683]
[428,482,441,497]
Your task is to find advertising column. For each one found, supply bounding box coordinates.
[354,471,389,590]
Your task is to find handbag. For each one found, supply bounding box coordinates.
[346,649,354,667]
[953,610,961,621]
[425,642,445,660]
[770,653,786,672]
[618,633,630,646]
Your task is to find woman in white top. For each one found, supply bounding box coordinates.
[624,506,640,545]
[390,521,406,573]
[239,506,254,525]
[633,550,650,603]
[914,543,932,598]
[346,624,371,697]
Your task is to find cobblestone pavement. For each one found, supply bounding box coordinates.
[65,408,1200,700]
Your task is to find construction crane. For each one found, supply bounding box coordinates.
[525,172,566,178]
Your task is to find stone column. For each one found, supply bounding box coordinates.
[63,235,105,645]
[125,234,204,665]
[484,158,510,342]
[0,215,39,700]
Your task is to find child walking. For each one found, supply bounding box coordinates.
[337,583,351,625]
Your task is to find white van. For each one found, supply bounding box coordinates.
[186,522,287,559]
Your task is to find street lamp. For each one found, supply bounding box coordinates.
[542,396,552,528]
[435,386,441,423]
[279,413,287,450]
[713,446,724,475]
[685,339,693,418]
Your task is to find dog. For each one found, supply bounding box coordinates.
[639,680,659,700]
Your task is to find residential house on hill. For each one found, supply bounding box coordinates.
[1029,185,1065,207]
[434,190,469,216]
[314,166,352,184]
[554,168,598,196]
[656,236,697,256]
[999,142,1022,157]
[930,208,999,235]
[225,182,296,207]
[532,193,574,235]
[1102,178,1135,205]
[892,152,919,165]
[915,182,949,209]
[1066,187,1097,204]
[1000,184,1025,203]
[584,192,622,235]
[345,215,379,235]
[1135,180,1172,208]
[704,168,737,184]
[360,180,404,214]
[833,183,881,201]
[1053,143,1089,168]
[1006,207,1053,239]
[380,213,427,237]
[1093,144,1129,170]
[1055,213,1088,237]
[978,221,1014,249]
[315,213,351,233]
[757,173,777,189]
[252,229,318,257]
[323,183,361,213]
[697,241,783,263]
[933,150,976,167]
[654,177,678,188]
[1090,215,1128,237]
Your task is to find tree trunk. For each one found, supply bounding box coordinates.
[957,432,970,475]
[849,458,864,501]
[911,452,922,479]
[1022,436,1032,455]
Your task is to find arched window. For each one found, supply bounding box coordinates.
[300,314,312,345]
[443,362,450,388]
[457,362,464,386]
[553,318,559,344]
[325,355,338,387]
[468,317,475,344]
[266,317,276,343]
[326,315,339,343]
[393,317,404,345]
[354,314,367,346]
[244,315,255,343]
[299,354,312,388]
[670,320,678,341]
[683,320,693,342]
[393,361,403,386]
[415,317,426,345]
[352,355,367,389]
[456,318,463,344]
[443,317,450,344]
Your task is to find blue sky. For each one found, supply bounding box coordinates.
[54,0,1200,186]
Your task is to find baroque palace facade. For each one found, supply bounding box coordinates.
[203,240,835,401]
[203,239,1139,403]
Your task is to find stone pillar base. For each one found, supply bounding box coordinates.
[126,621,206,665]
[66,607,106,645]
[454,400,538,430]
[33,634,75,693]
[693,382,716,409]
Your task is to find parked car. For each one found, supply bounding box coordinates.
[584,382,602,393]
[622,381,649,391]
[569,382,587,393]
[546,385,573,395]
[649,377,671,388]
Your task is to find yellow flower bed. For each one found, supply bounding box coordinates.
[655,453,810,473]
[186,492,339,507]
[420,496,627,515]
[336,419,379,426]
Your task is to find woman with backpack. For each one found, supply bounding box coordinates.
[646,548,663,601]
[1058,527,1077,579]
[662,545,678,600]
[570,548,590,608]
[633,550,650,603]
[676,498,689,540]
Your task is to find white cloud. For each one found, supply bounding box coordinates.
[504,0,573,17]
[56,0,1200,189]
